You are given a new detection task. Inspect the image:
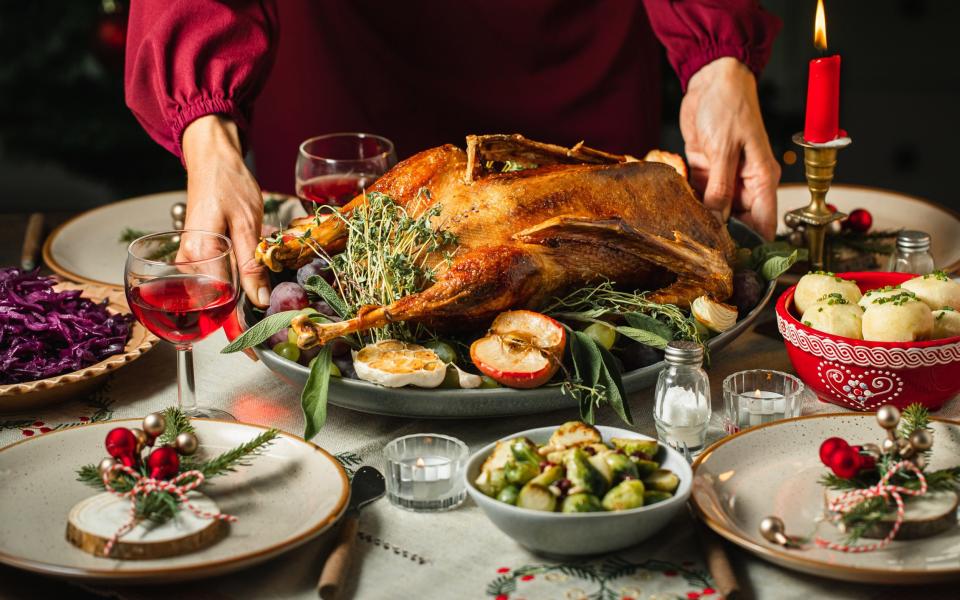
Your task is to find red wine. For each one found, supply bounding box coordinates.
[128,275,238,345]
[297,174,377,213]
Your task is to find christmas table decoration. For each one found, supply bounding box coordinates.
[69,408,278,559]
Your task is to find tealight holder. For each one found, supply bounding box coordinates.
[722,369,805,434]
[384,434,468,512]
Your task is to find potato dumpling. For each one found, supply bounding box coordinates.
[901,272,960,311]
[801,294,863,339]
[858,285,907,310]
[794,272,862,315]
[861,293,934,342]
[932,308,960,339]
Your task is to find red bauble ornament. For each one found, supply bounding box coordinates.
[819,437,849,466]
[830,449,860,479]
[826,203,838,214]
[857,453,876,471]
[146,446,180,480]
[105,428,138,466]
[845,208,873,233]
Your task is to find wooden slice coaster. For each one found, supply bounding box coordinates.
[826,489,958,540]
[66,491,228,560]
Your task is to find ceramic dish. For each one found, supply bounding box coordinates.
[777,183,960,275]
[691,413,960,584]
[0,418,349,583]
[43,191,301,288]
[0,282,158,414]
[241,220,775,418]
[464,425,692,556]
[775,271,960,412]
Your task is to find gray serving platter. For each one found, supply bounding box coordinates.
[245,219,774,418]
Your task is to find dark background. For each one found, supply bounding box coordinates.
[1,0,957,214]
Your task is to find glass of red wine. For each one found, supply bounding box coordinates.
[295,133,397,215]
[125,230,240,420]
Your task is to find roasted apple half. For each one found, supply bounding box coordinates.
[470,310,567,389]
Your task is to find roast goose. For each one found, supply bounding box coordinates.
[255,134,736,347]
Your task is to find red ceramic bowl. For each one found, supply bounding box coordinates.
[775,271,960,412]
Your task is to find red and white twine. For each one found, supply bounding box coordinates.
[101,464,237,557]
[815,460,927,553]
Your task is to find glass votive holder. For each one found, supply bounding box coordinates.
[383,434,468,512]
[722,369,805,434]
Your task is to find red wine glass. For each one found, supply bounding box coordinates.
[295,133,397,214]
[125,230,240,420]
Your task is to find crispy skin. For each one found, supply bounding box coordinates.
[259,135,736,347]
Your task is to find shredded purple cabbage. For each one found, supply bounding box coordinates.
[0,268,132,384]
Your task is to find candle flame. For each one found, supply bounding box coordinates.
[754,389,763,398]
[415,457,425,467]
[814,0,828,51]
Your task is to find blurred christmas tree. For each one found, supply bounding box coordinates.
[0,0,181,196]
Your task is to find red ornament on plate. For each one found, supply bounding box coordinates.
[845,208,872,233]
[146,446,180,480]
[829,448,860,479]
[105,428,138,467]
[819,437,849,465]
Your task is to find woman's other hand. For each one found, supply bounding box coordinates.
[181,115,270,307]
[680,57,780,240]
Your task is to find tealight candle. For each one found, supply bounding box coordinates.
[384,434,467,511]
[723,370,804,434]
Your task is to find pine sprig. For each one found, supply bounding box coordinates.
[155,407,194,446]
[898,404,930,438]
[183,429,279,479]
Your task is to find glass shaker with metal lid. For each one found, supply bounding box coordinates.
[653,340,711,459]
[888,230,935,275]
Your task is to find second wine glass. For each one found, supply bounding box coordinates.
[295,132,396,214]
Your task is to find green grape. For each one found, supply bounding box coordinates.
[272,342,301,362]
[584,322,616,350]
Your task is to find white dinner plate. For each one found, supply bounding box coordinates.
[777,183,960,273]
[0,419,349,583]
[43,191,302,288]
[691,413,960,584]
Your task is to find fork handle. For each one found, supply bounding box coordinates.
[318,515,359,599]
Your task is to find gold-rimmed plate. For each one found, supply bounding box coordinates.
[691,413,960,584]
[0,418,349,583]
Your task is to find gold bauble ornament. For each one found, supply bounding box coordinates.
[862,443,882,457]
[827,219,843,236]
[881,438,898,454]
[909,429,933,452]
[98,457,119,479]
[130,428,149,452]
[876,405,901,429]
[171,202,187,221]
[174,432,199,456]
[143,413,166,437]
[759,516,789,546]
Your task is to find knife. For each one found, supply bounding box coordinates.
[318,466,386,599]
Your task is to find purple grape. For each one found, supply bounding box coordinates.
[266,327,291,348]
[333,356,357,379]
[296,257,333,288]
[311,300,340,319]
[329,338,351,357]
[269,282,309,313]
[298,345,321,365]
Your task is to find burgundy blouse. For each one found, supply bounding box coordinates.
[125,0,780,193]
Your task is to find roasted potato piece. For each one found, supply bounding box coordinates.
[475,467,507,497]
[561,493,604,513]
[547,421,603,451]
[602,480,646,511]
[516,483,557,512]
[481,438,519,473]
[643,469,680,493]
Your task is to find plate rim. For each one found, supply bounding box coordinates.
[0,417,350,581]
[690,412,960,583]
[777,182,960,274]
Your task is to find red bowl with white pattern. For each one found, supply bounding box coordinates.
[775,272,960,412]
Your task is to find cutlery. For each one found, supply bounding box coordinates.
[318,466,385,599]
[20,213,44,270]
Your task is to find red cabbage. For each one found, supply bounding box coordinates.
[0,268,132,384]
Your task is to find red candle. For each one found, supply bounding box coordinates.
[803,0,841,143]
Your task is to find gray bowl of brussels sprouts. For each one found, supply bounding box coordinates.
[465,423,692,556]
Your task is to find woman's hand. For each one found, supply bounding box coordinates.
[680,57,780,240]
[181,115,270,307]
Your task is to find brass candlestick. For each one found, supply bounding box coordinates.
[787,132,852,271]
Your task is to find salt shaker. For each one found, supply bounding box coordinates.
[888,230,934,275]
[654,340,711,458]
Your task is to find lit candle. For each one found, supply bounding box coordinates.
[803,0,841,143]
[739,389,786,426]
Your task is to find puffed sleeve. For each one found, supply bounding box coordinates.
[124,0,278,159]
[643,0,782,90]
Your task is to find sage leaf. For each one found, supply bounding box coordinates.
[760,249,800,281]
[751,241,794,266]
[303,275,350,319]
[623,312,675,342]
[596,343,632,425]
[570,331,603,423]
[302,344,333,440]
[615,326,669,350]
[221,310,300,353]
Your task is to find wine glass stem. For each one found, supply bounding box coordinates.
[176,346,198,414]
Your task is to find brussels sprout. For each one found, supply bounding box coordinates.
[564,448,608,496]
[475,468,507,497]
[632,458,660,478]
[643,490,673,506]
[643,469,680,493]
[516,483,557,512]
[601,479,646,511]
[561,493,603,513]
[610,438,660,460]
[548,421,603,450]
[496,485,520,505]
[603,452,640,484]
[588,450,615,485]
[529,464,564,487]
[504,438,541,485]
